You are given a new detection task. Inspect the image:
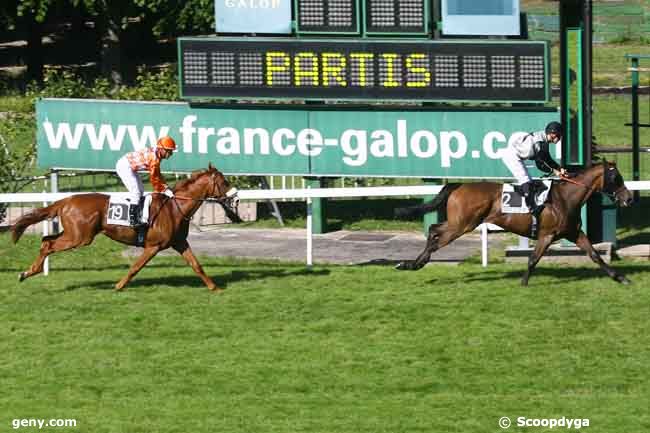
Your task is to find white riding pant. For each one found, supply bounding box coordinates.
[502,146,531,184]
[116,157,144,204]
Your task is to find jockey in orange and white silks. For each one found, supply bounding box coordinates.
[501,121,567,212]
[115,136,176,225]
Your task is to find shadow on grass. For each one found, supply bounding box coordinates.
[62,267,330,291]
[424,263,647,286]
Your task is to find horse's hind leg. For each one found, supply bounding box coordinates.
[19,231,89,282]
[570,230,630,284]
[396,223,465,270]
[115,246,160,291]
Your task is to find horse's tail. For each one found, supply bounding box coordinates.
[11,201,64,244]
[395,183,462,219]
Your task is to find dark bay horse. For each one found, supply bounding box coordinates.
[10,163,239,292]
[395,161,634,285]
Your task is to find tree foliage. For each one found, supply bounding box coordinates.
[0,113,35,223]
[3,0,215,87]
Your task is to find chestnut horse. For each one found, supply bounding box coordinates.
[395,161,634,285]
[10,163,239,292]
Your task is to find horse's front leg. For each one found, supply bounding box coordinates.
[172,240,221,292]
[115,246,161,291]
[521,234,554,286]
[570,230,630,284]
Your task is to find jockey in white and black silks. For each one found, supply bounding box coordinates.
[501,121,567,212]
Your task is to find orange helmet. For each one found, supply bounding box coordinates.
[157,136,177,150]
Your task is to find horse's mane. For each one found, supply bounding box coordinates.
[564,160,610,179]
[171,168,210,192]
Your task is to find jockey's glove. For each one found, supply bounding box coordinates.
[163,188,174,198]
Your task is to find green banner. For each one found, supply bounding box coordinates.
[37,98,559,179]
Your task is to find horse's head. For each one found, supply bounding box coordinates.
[205,162,240,208]
[602,160,633,207]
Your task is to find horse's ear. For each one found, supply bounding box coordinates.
[208,162,214,171]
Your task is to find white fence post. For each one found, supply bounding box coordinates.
[481,224,488,267]
[50,171,59,233]
[306,186,313,267]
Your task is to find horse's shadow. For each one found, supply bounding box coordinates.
[62,266,330,291]
[425,263,648,286]
[1,261,218,274]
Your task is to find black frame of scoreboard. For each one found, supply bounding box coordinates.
[178,37,551,104]
[293,0,430,36]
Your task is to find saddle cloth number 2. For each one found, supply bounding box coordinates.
[502,191,523,208]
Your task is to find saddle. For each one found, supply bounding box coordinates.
[502,180,552,238]
[106,194,153,227]
[501,180,552,214]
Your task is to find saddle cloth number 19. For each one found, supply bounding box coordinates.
[107,202,131,226]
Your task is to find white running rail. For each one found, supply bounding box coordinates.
[2,180,650,273]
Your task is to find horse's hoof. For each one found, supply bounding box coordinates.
[209,286,224,293]
[114,285,125,292]
[395,262,407,270]
[617,275,631,285]
[18,272,26,282]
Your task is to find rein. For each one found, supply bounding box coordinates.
[167,195,224,203]
[156,193,237,223]
[559,173,619,202]
[170,196,193,222]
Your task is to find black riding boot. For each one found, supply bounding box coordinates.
[521,182,543,237]
[129,203,142,227]
[524,189,538,213]
[129,202,147,246]
[518,182,539,214]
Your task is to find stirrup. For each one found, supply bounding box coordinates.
[530,214,538,238]
[129,203,146,228]
[135,226,147,247]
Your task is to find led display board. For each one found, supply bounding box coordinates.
[364,0,427,35]
[295,0,360,34]
[179,38,550,103]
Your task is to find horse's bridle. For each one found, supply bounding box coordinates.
[163,172,239,222]
[602,164,628,204]
[559,164,622,203]
[210,173,239,209]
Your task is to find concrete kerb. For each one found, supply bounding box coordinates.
[123,227,494,266]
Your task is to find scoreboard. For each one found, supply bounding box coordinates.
[296,0,360,34]
[294,0,428,35]
[179,38,550,103]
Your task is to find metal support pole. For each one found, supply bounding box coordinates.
[631,56,641,202]
[422,178,440,236]
[518,236,529,250]
[583,0,593,168]
[304,177,326,234]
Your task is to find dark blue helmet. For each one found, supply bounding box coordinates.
[545,121,562,137]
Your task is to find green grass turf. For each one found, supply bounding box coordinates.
[1,234,650,433]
